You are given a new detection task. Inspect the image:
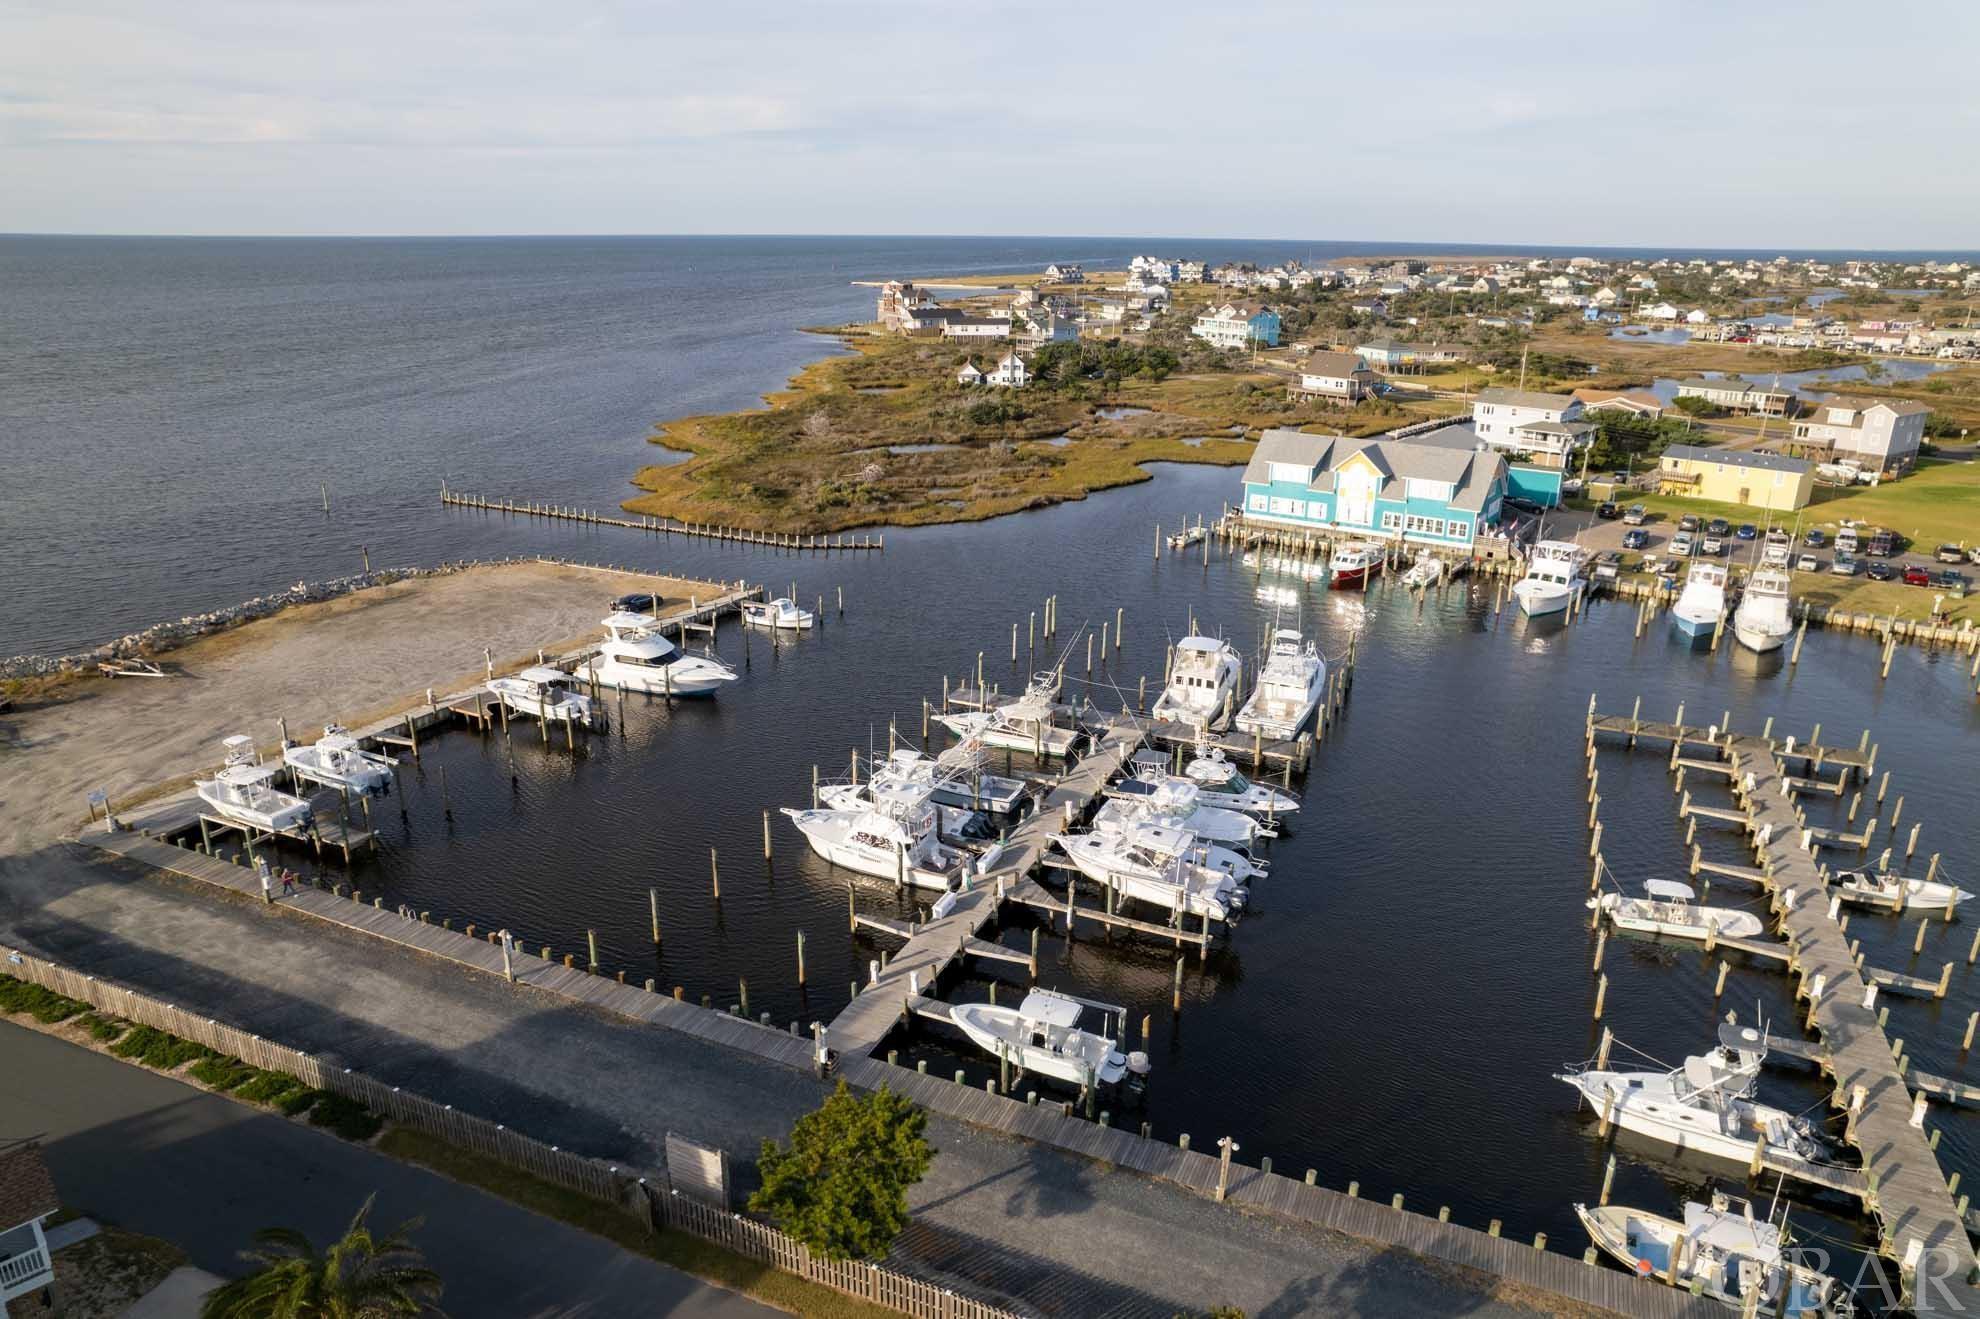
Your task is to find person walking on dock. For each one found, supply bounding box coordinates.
[280,869,297,898]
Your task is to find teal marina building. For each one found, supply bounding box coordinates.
[1239,426,1561,552]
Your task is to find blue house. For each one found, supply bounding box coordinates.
[1238,427,1515,550]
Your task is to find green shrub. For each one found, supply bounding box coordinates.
[308,1092,383,1140]
[109,1025,217,1071]
[189,1055,259,1091]
[0,975,88,1024]
[235,1071,305,1106]
[79,1013,127,1042]
[276,1088,323,1117]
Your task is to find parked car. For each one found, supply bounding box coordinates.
[1623,504,1647,526]
[1596,500,1620,520]
[1835,528,1860,554]
[1936,569,1967,595]
[1677,514,1701,533]
[1701,535,1725,556]
[1804,528,1828,548]
[1671,533,1696,557]
[1504,495,1543,515]
[1866,561,1895,581]
[1903,564,1931,586]
[1705,518,1731,537]
[610,591,665,614]
[1797,554,1821,572]
[1970,546,1980,566]
[1937,544,1967,564]
[1735,523,1758,541]
[1866,529,1897,557]
[1622,528,1649,550]
[1830,554,1860,576]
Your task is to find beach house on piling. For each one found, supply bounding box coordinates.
[1238,428,1516,552]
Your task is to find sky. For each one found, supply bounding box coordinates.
[3,0,1977,248]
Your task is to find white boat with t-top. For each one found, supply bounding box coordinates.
[1556,1025,1831,1172]
[949,990,1143,1088]
[1234,629,1326,740]
[937,673,1082,756]
[1121,747,1299,818]
[783,749,1001,891]
[1833,868,1973,912]
[487,666,593,723]
[1513,541,1588,617]
[198,735,315,833]
[1329,542,1379,589]
[282,724,394,797]
[1575,1192,1853,1316]
[588,612,737,696]
[1733,567,1793,653]
[1588,880,1764,942]
[1050,821,1246,922]
[742,597,815,631]
[1153,636,1242,732]
[1671,560,1728,643]
[1095,777,1269,848]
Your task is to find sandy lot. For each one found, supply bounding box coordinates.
[0,561,729,851]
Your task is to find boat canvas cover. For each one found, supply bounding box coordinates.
[517,666,569,684]
[601,611,655,631]
[1018,991,1085,1029]
[1644,879,1697,902]
[1718,1021,1772,1054]
[1680,1202,1779,1256]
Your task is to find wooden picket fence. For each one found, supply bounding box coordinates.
[2,947,1022,1319]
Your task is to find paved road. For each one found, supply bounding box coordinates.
[0,1020,773,1319]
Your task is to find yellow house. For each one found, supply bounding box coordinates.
[1656,444,1813,512]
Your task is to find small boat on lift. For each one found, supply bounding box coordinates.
[486,666,593,723]
[282,724,394,797]
[1588,879,1765,942]
[1833,868,1973,912]
[1152,636,1243,732]
[742,597,815,630]
[197,735,315,832]
[1234,629,1325,740]
[1329,542,1379,589]
[587,612,737,696]
[949,989,1145,1088]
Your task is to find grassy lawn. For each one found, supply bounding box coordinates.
[1788,574,1979,624]
[1609,460,1980,549]
[379,1129,896,1319]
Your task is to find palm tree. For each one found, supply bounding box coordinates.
[201,1194,444,1317]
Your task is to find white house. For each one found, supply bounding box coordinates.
[987,351,1031,388]
[1471,388,1588,465]
[1790,397,1929,474]
[956,360,984,386]
[1191,303,1282,350]
[1641,302,1681,321]
[0,1141,59,1316]
[1684,308,1712,325]
[1044,263,1084,284]
[1013,310,1079,347]
[942,315,1010,341]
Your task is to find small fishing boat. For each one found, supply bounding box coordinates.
[1050,822,1246,922]
[197,735,315,832]
[1833,868,1973,912]
[1556,1026,1831,1172]
[486,666,593,723]
[1400,550,1443,589]
[1512,541,1588,617]
[1733,567,1794,654]
[1329,542,1379,589]
[1234,629,1325,740]
[1152,637,1243,732]
[1588,880,1765,942]
[588,612,737,696]
[1168,525,1207,550]
[936,673,1082,756]
[742,597,815,630]
[949,990,1144,1088]
[1575,1192,1853,1316]
[282,724,394,797]
[1671,560,1728,644]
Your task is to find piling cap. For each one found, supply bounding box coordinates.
[1127,1051,1151,1076]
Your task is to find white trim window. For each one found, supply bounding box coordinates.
[1446,520,1469,539]
[1379,511,1402,531]
[1248,492,1267,512]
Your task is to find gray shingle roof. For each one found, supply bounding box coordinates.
[1476,387,1577,410]
[1663,445,1811,475]
[1303,351,1370,377]
[1244,428,1505,513]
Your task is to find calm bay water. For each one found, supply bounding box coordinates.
[9,237,1980,1293]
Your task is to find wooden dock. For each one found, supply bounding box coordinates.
[441,485,883,552]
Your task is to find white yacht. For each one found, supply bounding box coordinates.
[588,612,737,696]
[1576,1192,1853,1317]
[1234,629,1326,740]
[1556,1027,1831,1172]
[486,666,593,723]
[819,746,1013,839]
[1329,542,1379,589]
[949,990,1143,1089]
[1095,777,1268,848]
[1152,636,1243,732]
[1176,745,1299,816]
[1733,568,1794,653]
[742,597,815,630]
[936,673,1081,756]
[1833,868,1973,912]
[1050,821,1246,923]
[783,755,1000,891]
[1671,560,1728,644]
[1588,880,1765,943]
[282,724,394,797]
[1512,541,1588,617]
[197,735,315,833]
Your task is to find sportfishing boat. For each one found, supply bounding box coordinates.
[1588,880,1765,943]
[1050,821,1247,922]
[1329,542,1380,589]
[1556,1026,1831,1172]
[1733,567,1794,654]
[486,666,593,723]
[783,758,999,890]
[1833,868,1973,912]
[1234,629,1326,739]
[1095,777,1268,848]
[949,990,1145,1089]
[741,597,815,631]
[1671,560,1729,644]
[1086,808,1267,882]
[1178,745,1299,816]
[1400,550,1443,590]
[1512,541,1589,617]
[1575,1192,1853,1316]
[936,673,1081,756]
[1152,636,1243,732]
[281,724,394,797]
[197,735,315,832]
[587,612,737,696]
